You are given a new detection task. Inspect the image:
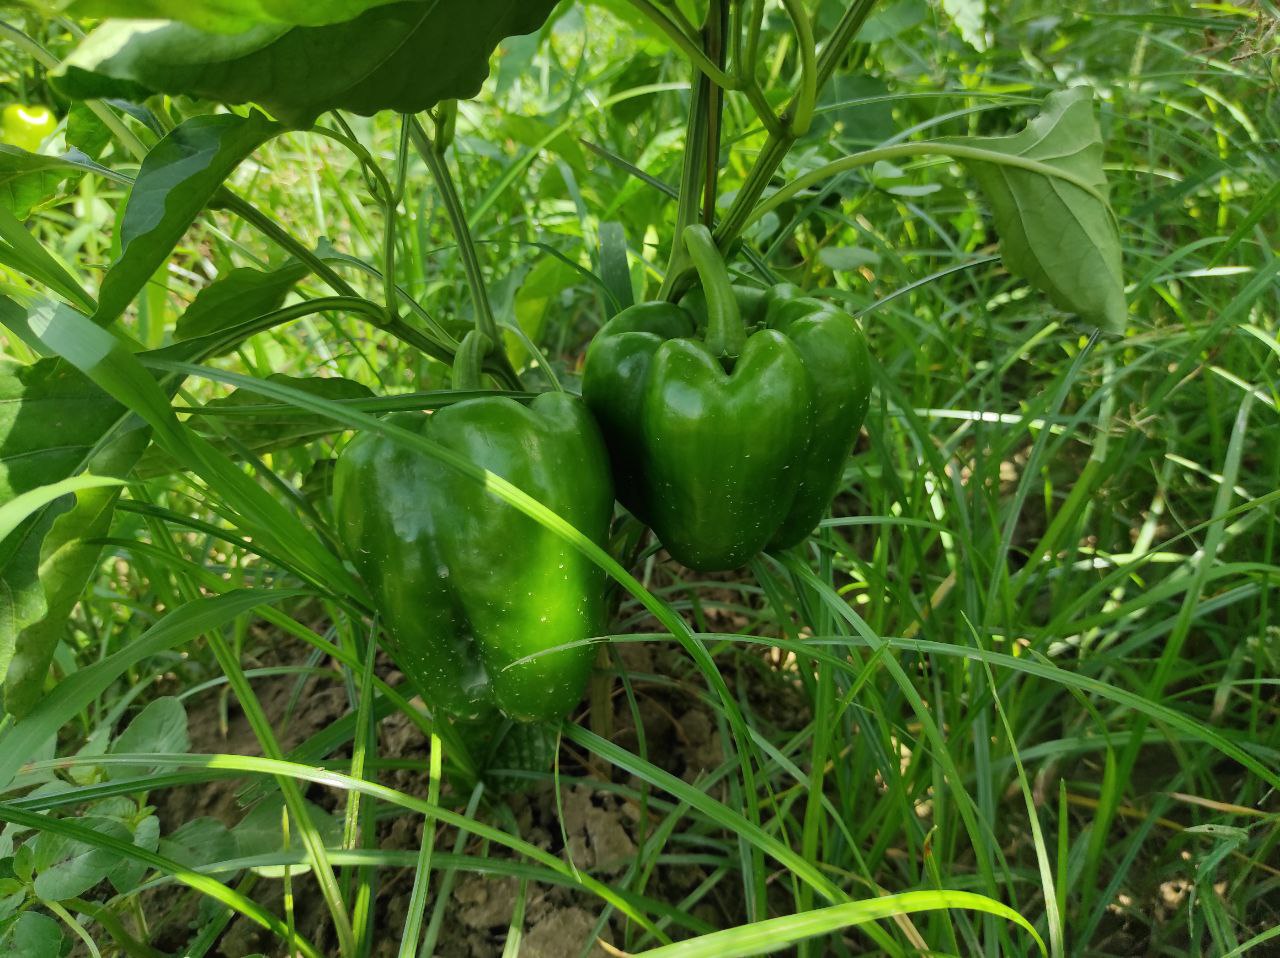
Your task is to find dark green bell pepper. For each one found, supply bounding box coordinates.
[582,226,871,571]
[334,340,613,722]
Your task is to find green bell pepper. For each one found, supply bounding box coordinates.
[2,104,56,153]
[582,225,871,571]
[334,333,614,722]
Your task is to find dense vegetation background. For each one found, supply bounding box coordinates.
[0,1,1277,955]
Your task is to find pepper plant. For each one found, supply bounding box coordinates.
[0,0,1158,955]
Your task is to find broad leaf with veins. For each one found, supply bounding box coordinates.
[56,0,561,128]
[48,0,406,33]
[942,87,1126,332]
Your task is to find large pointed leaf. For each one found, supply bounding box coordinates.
[192,374,373,450]
[135,374,373,475]
[55,0,405,32]
[0,298,152,717]
[175,261,309,343]
[0,207,95,314]
[0,146,127,219]
[2,485,118,716]
[92,110,281,328]
[0,476,124,544]
[0,328,135,682]
[55,0,560,128]
[940,87,1126,331]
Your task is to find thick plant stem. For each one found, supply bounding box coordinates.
[218,190,359,297]
[658,2,730,301]
[409,119,497,345]
[684,225,744,361]
[658,50,714,300]
[588,644,614,743]
[625,0,739,89]
[409,118,522,389]
[703,0,728,226]
[713,0,881,252]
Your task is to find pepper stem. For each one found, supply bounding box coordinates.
[452,330,492,391]
[683,224,745,361]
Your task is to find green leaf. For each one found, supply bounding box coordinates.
[137,374,371,476]
[195,374,373,448]
[869,159,941,197]
[158,818,238,869]
[598,221,633,314]
[56,0,562,128]
[11,847,32,884]
[0,149,72,220]
[857,0,927,42]
[508,254,577,368]
[940,87,1126,332]
[91,111,281,328]
[65,103,113,163]
[32,815,132,900]
[0,145,126,220]
[0,476,124,544]
[817,247,881,272]
[107,696,190,778]
[12,303,361,597]
[54,0,405,32]
[0,911,62,957]
[0,299,153,717]
[0,328,140,691]
[234,797,342,878]
[175,261,309,343]
[1,433,144,718]
[107,814,159,893]
[0,589,305,791]
[0,207,95,314]
[634,890,1044,958]
[816,74,895,146]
